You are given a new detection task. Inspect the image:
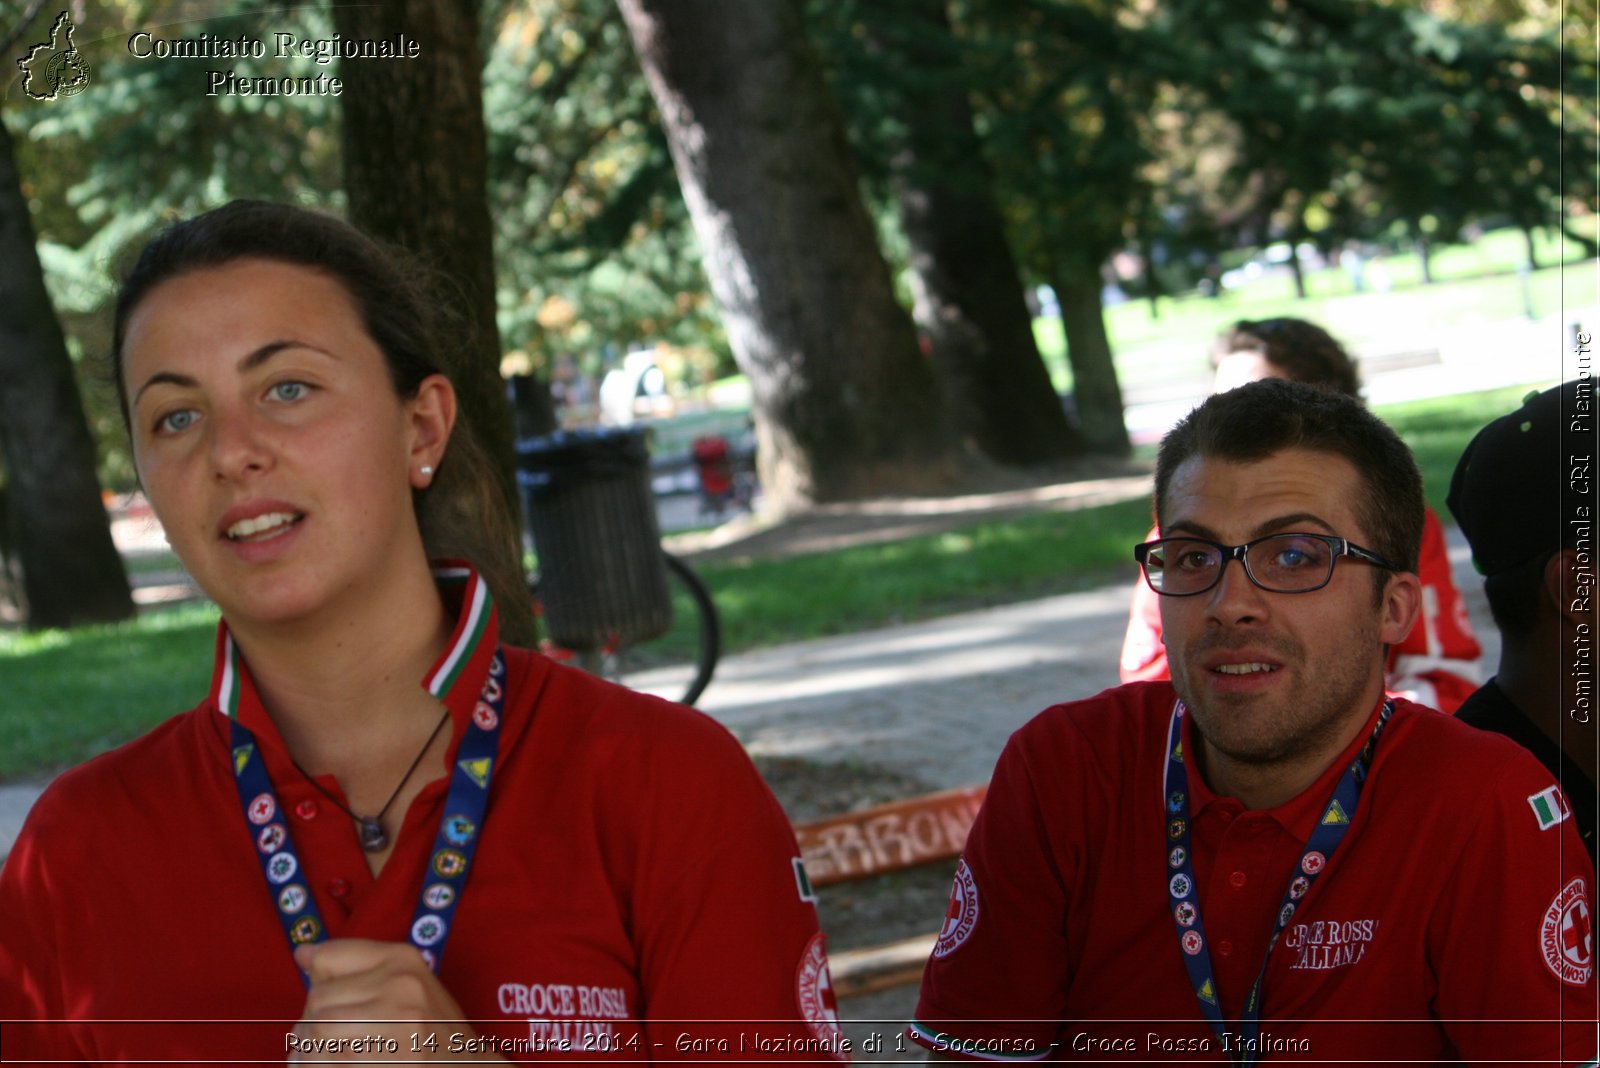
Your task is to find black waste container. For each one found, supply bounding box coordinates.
[516,427,673,651]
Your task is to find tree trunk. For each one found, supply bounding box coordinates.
[1286,244,1307,299]
[333,0,537,644]
[1285,205,1309,300]
[883,0,1080,467]
[0,112,134,630]
[1523,225,1540,272]
[617,0,966,510]
[1414,228,1435,285]
[1052,267,1130,457]
[1139,232,1164,316]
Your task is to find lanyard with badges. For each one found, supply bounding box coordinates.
[1162,699,1392,1066]
[227,648,507,985]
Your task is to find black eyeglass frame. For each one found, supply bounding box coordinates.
[1133,533,1403,597]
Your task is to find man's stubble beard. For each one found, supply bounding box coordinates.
[1174,621,1383,768]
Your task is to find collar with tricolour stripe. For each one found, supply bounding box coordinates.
[209,562,501,744]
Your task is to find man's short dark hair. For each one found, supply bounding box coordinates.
[1155,380,1425,593]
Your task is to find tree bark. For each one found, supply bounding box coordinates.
[333,0,537,644]
[617,0,966,510]
[0,112,133,629]
[1051,268,1130,457]
[884,0,1080,467]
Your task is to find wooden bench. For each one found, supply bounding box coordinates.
[793,784,986,999]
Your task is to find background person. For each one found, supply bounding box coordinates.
[913,380,1594,1062]
[1120,317,1483,713]
[1448,380,1598,871]
[0,201,845,1063]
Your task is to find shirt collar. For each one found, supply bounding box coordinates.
[1181,695,1388,842]
[208,561,501,749]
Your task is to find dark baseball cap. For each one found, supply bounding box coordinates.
[1447,380,1592,577]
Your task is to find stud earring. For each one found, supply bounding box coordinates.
[419,465,434,477]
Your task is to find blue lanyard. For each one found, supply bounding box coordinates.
[228,649,507,985]
[1163,699,1392,1065]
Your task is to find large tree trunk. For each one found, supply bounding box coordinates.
[880,0,1080,468]
[0,112,133,630]
[333,0,537,644]
[617,0,965,510]
[1051,267,1130,457]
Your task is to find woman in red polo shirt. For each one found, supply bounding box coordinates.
[0,202,844,1063]
[1119,318,1484,713]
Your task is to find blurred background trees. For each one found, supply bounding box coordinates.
[2,0,1594,625]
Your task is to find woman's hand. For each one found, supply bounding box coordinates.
[291,940,507,1062]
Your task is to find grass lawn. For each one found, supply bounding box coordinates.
[0,602,218,781]
[0,383,1543,783]
[1033,226,1595,391]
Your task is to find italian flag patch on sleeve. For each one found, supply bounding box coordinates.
[1529,785,1573,831]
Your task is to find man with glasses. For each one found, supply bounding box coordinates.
[910,380,1594,1064]
[1120,317,1482,713]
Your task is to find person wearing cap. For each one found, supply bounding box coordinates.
[912,379,1593,1063]
[1448,380,1598,871]
[1121,318,1484,713]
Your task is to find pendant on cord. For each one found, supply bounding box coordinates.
[359,818,388,853]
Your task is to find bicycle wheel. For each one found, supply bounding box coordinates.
[533,552,721,707]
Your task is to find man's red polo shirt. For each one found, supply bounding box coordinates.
[912,682,1596,1063]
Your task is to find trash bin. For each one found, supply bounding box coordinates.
[516,427,673,651]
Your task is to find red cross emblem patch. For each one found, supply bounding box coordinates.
[933,859,981,959]
[794,932,846,1052]
[1542,877,1594,986]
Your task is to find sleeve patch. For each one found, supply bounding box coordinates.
[1529,785,1573,830]
[1541,877,1594,986]
[794,932,848,1054]
[933,857,981,959]
[792,857,818,904]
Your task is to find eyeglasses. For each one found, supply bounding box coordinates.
[1134,533,1401,597]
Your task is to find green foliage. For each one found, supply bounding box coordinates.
[483,0,730,386]
[7,0,1592,497]
[8,0,345,489]
[964,0,1159,280]
[1148,0,1593,257]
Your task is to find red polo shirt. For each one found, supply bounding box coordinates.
[0,567,846,1063]
[912,682,1596,1063]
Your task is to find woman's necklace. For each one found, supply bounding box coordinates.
[290,709,452,852]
